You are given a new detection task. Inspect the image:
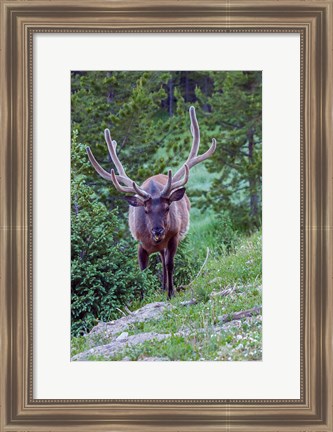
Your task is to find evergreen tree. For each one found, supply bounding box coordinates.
[72,71,171,210]
[196,71,262,230]
[71,70,262,232]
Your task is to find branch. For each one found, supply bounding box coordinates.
[219,306,262,324]
[115,307,128,317]
[187,247,210,289]
[210,285,236,298]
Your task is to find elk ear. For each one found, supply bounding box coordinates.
[124,196,145,207]
[168,187,186,203]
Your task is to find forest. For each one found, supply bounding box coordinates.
[71,71,262,361]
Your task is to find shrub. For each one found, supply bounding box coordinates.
[215,210,240,253]
[71,133,159,336]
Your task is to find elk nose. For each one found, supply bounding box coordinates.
[152,227,165,237]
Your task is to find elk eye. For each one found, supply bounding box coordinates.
[165,206,170,212]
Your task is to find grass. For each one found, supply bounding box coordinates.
[71,162,262,361]
[188,208,219,256]
[121,230,262,361]
[71,230,262,361]
[186,163,218,193]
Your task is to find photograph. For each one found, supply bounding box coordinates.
[70,70,263,361]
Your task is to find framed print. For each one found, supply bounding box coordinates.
[1,0,332,431]
[70,69,263,362]
[36,34,296,400]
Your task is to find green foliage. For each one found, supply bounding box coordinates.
[139,230,262,361]
[71,133,159,336]
[70,70,263,346]
[188,207,240,264]
[71,70,262,232]
[72,230,262,361]
[112,336,197,361]
[130,229,262,338]
[71,335,89,357]
[196,71,262,231]
[202,229,262,289]
[71,71,172,208]
[215,210,240,253]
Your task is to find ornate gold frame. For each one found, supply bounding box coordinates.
[1,1,332,431]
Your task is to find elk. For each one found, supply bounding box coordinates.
[86,106,216,299]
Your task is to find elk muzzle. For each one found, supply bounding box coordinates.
[152,227,165,243]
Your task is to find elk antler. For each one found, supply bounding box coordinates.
[172,106,217,182]
[160,164,190,198]
[86,129,151,200]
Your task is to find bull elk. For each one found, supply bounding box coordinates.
[86,106,216,299]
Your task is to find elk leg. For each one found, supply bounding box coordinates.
[166,237,178,299]
[138,245,149,300]
[138,244,149,270]
[159,249,167,291]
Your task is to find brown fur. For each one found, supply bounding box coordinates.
[128,174,190,298]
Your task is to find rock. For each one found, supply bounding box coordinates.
[89,302,172,340]
[139,357,169,361]
[180,299,197,307]
[71,331,171,361]
[116,332,128,341]
[221,320,242,330]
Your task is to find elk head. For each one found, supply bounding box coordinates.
[122,165,190,243]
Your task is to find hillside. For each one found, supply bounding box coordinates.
[71,231,262,361]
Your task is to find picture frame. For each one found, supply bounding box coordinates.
[1,0,332,430]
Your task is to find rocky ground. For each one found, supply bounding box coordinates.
[71,300,262,361]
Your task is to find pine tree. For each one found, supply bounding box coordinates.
[196,71,262,231]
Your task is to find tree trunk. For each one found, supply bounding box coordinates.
[185,72,190,102]
[248,128,258,220]
[203,76,210,112]
[168,78,174,116]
